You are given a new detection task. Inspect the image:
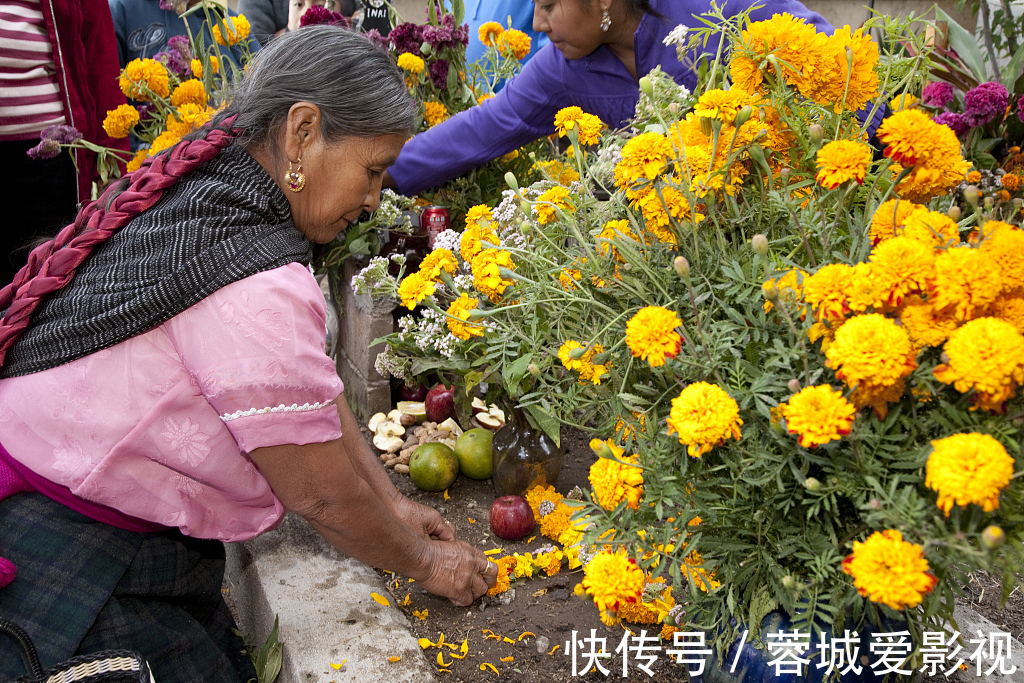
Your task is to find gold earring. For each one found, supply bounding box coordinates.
[600,9,611,31]
[284,157,306,192]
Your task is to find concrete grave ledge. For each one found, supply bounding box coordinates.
[225,513,436,683]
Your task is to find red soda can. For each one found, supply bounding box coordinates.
[421,205,450,249]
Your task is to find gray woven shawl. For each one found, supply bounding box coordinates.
[1,144,313,378]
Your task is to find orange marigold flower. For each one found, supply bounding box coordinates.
[815,140,872,189]
[624,306,683,367]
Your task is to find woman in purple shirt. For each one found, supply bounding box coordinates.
[386,0,832,197]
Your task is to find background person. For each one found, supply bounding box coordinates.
[0,26,494,683]
[465,0,548,63]
[385,0,832,196]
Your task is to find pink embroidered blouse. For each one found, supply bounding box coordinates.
[0,263,344,542]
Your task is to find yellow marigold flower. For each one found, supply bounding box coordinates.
[926,433,1014,516]
[1002,173,1020,190]
[535,185,573,224]
[869,198,927,245]
[486,556,517,596]
[629,184,697,243]
[667,382,742,457]
[524,484,561,519]
[693,88,750,124]
[558,266,583,291]
[119,58,169,101]
[213,15,250,46]
[843,262,880,313]
[476,92,494,105]
[166,103,212,137]
[460,221,499,263]
[539,501,573,540]
[147,129,181,157]
[464,204,493,226]
[170,79,208,109]
[877,110,972,202]
[554,106,605,146]
[190,55,219,78]
[934,317,1024,411]
[589,439,643,510]
[126,147,148,173]
[890,93,918,111]
[868,236,936,309]
[478,21,504,46]
[423,101,449,128]
[898,296,959,348]
[397,52,425,75]
[898,210,960,248]
[471,248,516,302]
[445,293,484,340]
[614,132,673,193]
[842,530,936,610]
[931,247,1002,321]
[495,28,531,60]
[803,263,853,323]
[398,270,435,310]
[558,340,607,385]
[102,104,139,139]
[780,385,856,448]
[625,306,682,368]
[966,170,982,184]
[763,268,805,313]
[816,140,872,189]
[826,313,916,391]
[729,13,823,95]
[681,144,747,198]
[682,550,721,592]
[534,159,579,185]
[419,248,459,281]
[581,548,645,614]
[990,288,1024,332]
[976,221,1024,292]
[819,27,879,112]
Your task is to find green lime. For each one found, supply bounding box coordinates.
[409,443,459,492]
[454,428,494,480]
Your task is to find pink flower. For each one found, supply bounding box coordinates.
[922,82,954,108]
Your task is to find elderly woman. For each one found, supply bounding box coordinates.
[0,26,495,683]
[386,0,833,196]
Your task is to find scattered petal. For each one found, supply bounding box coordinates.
[502,637,515,645]
[547,645,561,655]
[330,660,347,670]
[518,632,536,642]
[371,592,390,606]
[443,489,450,500]
[438,669,451,673]
[437,652,452,667]
[401,594,411,606]
[501,656,514,662]
[413,609,428,620]
[388,656,401,662]
[532,588,548,597]
[408,578,416,582]
[482,629,499,640]
[526,536,535,544]
[448,639,469,659]
[484,549,503,555]
[468,518,476,523]
[480,663,500,676]
[419,638,436,649]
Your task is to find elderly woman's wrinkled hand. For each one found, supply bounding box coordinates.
[418,539,497,607]
[393,496,456,541]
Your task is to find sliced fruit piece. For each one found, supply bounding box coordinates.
[437,417,463,439]
[367,412,387,432]
[396,401,427,423]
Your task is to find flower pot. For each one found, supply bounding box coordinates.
[491,410,564,496]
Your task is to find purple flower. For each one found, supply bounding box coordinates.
[167,35,193,62]
[422,14,468,52]
[300,6,350,27]
[1017,97,1024,124]
[159,0,187,14]
[154,50,190,79]
[26,138,61,160]
[933,111,971,137]
[137,103,156,121]
[921,82,954,108]
[365,29,388,49]
[40,124,82,144]
[963,81,1009,126]
[389,22,424,56]
[429,58,450,89]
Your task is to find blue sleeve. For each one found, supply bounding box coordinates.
[388,45,568,197]
[107,0,128,66]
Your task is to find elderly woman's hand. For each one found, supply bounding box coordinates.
[392,496,456,541]
[417,539,497,607]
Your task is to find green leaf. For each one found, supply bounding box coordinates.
[452,0,465,26]
[936,7,989,82]
[1002,40,1024,91]
[972,152,998,170]
[523,403,561,447]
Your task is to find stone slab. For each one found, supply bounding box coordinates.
[225,513,435,683]
[947,604,1024,681]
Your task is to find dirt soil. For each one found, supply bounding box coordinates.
[373,426,1024,683]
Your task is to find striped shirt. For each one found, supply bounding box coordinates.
[0,0,66,140]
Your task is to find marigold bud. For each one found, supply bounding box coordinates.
[787,378,801,393]
[568,347,586,360]
[505,171,519,191]
[781,575,796,589]
[947,205,961,221]
[699,116,713,137]
[590,351,610,365]
[668,102,680,115]
[779,168,791,182]
[963,185,980,206]
[808,124,823,145]
[982,525,1005,549]
[673,256,690,279]
[803,477,821,492]
[868,498,882,510]
[734,105,752,129]
[528,363,540,377]
[761,281,780,303]
[752,234,769,256]
[639,76,654,98]
[590,439,615,459]
[984,195,994,209]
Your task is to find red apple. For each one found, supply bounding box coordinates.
[399,381,428,402]
[424,383,455,423]
[489,495,535,541]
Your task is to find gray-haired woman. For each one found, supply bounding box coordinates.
[0,26,496,683]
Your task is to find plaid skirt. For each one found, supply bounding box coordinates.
[0,493,256,683]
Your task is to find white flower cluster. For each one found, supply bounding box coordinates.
[374,189,406,228]
[538,499,556,516]
[453,273,474,290]
[433,229,462,253]
[590,142,623,191]
[662,24,688,47]
[374,344,411,380]
[634,65,692,126]
[350,254,404,298]
[493,189,525,227]
[398,309,458,358]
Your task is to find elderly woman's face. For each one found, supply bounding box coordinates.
[533,0,607,61]
[289,132,405,244]
[288,0,333,31]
